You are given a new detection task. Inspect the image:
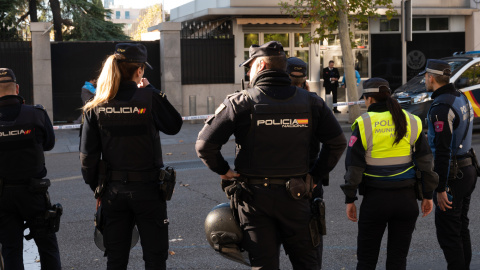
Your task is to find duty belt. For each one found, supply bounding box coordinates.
[109,170,159,182]
[451,157,472,169]
[246,178,289,187]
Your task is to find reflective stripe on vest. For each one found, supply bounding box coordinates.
[354,110,422,177]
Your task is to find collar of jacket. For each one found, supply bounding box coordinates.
[0,95,24,106]
[367,102,388,113]
[431,83,458,99]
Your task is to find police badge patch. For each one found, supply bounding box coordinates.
[349,136,358,147]
[434,121,444,132]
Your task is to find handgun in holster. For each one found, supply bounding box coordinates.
[94,160,109,199]
[45,203,63,233]
[309,197,326,247]
[414,169,424,201]
[159,166,176,201]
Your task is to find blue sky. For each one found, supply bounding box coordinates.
[113,0,192,11]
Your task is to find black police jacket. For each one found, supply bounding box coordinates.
[196,70,347,183]
[80,81,183,191]
[0,95,55,182]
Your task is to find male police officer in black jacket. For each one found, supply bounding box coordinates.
[196,41,347,269]
[423,59,478,270]
[0,68,61,269]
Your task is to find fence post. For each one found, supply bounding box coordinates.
[189,95,197,124]
[207,96,215,114]
[325,94,333,111]
[30,22,53,121]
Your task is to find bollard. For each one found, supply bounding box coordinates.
[207,96,215,115]
[325,94,333,111]
[189,95,198,124]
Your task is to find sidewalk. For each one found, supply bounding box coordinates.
[50,106,359,155]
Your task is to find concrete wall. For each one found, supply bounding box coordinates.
[30,22,53,121]
[466,10,480,51]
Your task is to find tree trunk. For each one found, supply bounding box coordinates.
[49,0,63,41]
[337,7,360,123]
[29,0,38,22]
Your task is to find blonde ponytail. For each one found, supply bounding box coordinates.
[83,54,121,112]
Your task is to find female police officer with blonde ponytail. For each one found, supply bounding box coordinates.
[80,43,182,269]
[341,78,438,270]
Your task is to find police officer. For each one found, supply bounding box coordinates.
[0,68,61,269]
[422,59,477,270]
[196,41,347,269]
[80,43,183,269]
[287,57,310,91]
[341,78,438,270]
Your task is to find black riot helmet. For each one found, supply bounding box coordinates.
[204,203,250,266]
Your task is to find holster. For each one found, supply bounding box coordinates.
[159,166,176,201]
[24,194,63,240]
[45,203,63,234]
[309,197,326,247]
[470,148,480,176]
[28,178,51,194]
[94,160,109,199]
[414,169,424,201]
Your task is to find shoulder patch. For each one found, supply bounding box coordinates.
[434,121,444,132]
[348,135,358,147]
[152,88,166,98]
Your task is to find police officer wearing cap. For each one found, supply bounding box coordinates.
[287,57,310,91]
[80,43,183,269]
[422,59,477,270]
[0,68,61,269]
[196,41,347,269]
[341,78,438,269]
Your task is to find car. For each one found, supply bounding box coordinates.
[393,51,480,124]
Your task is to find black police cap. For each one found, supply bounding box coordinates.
[418,59,451,76]
[286,57,307,77]
[359,77,391,100]
[0,68,16,83]
[239,41,286,67]
[115,43,153,70]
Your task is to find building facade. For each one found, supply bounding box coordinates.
[170,0,480,94]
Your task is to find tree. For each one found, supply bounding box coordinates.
[131,4,162,41]
[9,0,128,41]
[280,0,396,123]
[0,0,22,40]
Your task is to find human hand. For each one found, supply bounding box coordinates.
[138,78,150,88]
[421,199,433,217]
[220,169,240,180]
[436,191,452,211]
[346,203,358,222]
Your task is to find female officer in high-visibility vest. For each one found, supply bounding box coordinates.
[341,78,439,270]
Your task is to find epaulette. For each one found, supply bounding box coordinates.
[33,104,47,111]
[153,88,167,98]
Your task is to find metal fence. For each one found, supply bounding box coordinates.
[50,41,161,123]
[0,42,33,104]
[181,19,234,85]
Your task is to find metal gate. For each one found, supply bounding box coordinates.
[0,42,33,104]
[50,41,161,123]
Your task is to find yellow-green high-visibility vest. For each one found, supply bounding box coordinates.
[352,109,422,178]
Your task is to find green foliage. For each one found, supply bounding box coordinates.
[62,0,129,41]
[279,0,397,47]
[0,0,22,40]
[131,4,162,41]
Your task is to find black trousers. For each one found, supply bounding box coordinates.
[325,85,338,105]
[357,187,419,270]
[0,187,61,270]
[434,165,477,270]
[238,183,320,270]
[102,181,169,270]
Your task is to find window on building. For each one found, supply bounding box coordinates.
[412,18,427,31]
[125,11,130,19]
[380,18,400,32]
[116,11,120,19]
[429,18,449,31]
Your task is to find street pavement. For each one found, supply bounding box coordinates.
[21,106,480,269]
